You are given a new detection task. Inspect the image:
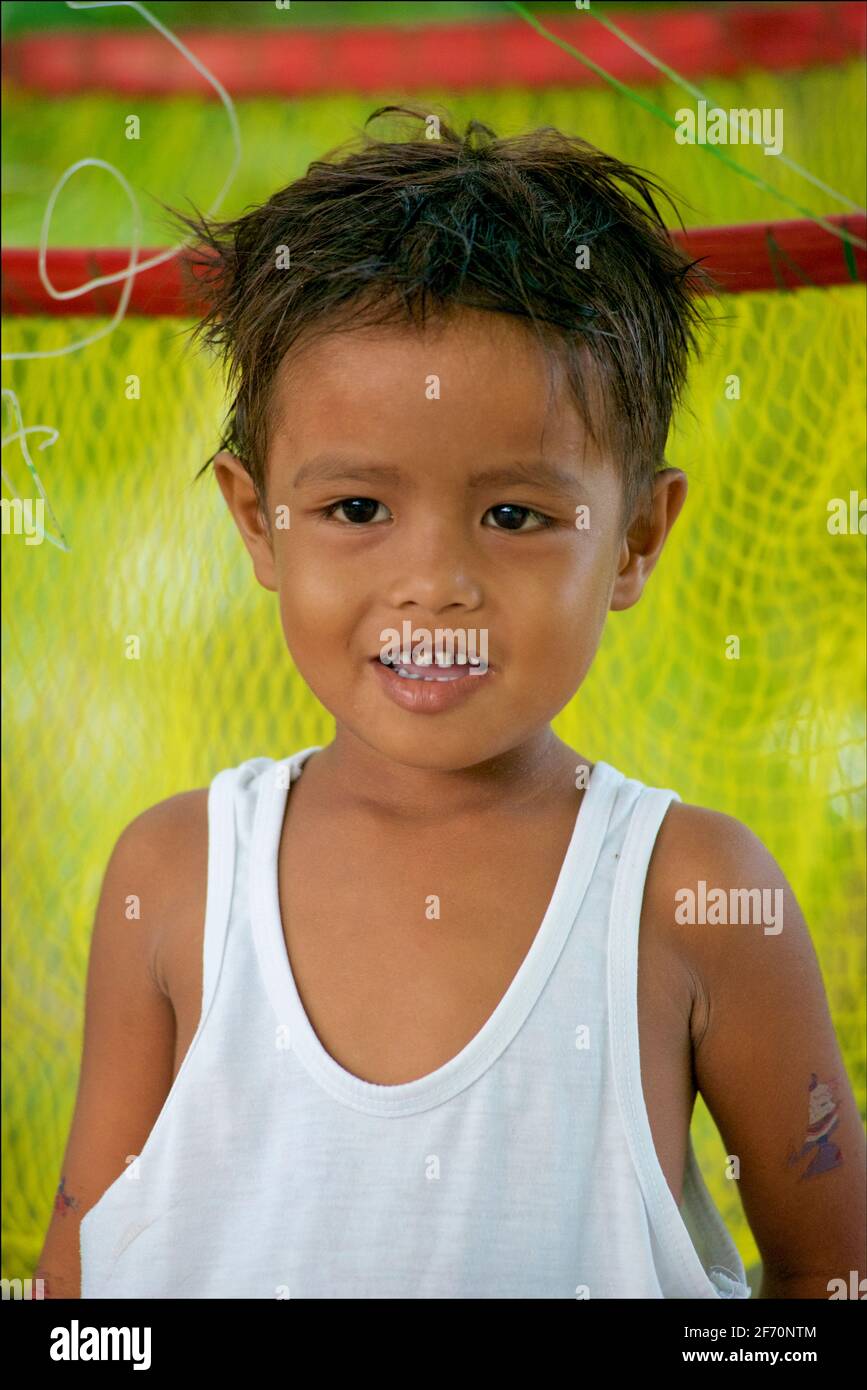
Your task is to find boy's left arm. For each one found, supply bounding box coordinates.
[652,803,866,1300]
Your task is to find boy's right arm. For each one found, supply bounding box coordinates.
[34,791,207,1298]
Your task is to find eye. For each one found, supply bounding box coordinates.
[321,498,391,525]
[483,504,555,532]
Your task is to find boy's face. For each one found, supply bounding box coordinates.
[215,307,685,773]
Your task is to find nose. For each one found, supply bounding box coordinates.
[382,517,483,615]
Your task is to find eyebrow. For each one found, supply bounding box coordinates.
[293,459,403,488]
[292,456,585,498]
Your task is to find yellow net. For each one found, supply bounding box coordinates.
[3,59,865,1283]
[3,282,864,1279]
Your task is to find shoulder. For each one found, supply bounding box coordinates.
[646,799,775,893]
[117,786,210,847]
[110,756,275,888]
[645,798,793,923]
[107,787,211,999]
[112,787,210,890]
[643,798,811,1045]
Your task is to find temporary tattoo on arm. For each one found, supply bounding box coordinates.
[54,1174,81,1217]
[786,1073,843,1179]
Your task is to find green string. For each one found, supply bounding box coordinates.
[504,0,866,263]
[584,4,864,214]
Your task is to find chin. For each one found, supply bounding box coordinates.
[365,722,503,771]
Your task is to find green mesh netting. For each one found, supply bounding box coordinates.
[4,64,866,245]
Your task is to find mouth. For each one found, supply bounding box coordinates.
[369,652,493,715]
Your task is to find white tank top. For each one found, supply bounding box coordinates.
[79,747,752,1300]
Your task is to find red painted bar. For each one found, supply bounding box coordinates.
[678,215,867,293]
[2,217,865,316]
[3,3,865,97]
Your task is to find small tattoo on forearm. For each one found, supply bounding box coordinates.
[787,1073,843,1178]
[54,1174,81,1217]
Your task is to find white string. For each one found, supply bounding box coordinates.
[2,1,242,550]
[2,0,241,362]
[1,390,68,550]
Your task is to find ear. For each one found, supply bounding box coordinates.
[610,467,687,612]
[212,450,277,592]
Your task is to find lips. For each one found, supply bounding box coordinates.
[370,652,493,714]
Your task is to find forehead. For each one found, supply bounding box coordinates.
[267,308,601,467]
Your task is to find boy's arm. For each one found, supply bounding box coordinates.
[650,803,866,1300]
[34,790,207,1298]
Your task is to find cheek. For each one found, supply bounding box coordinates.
[274,541,347,635]
[508,545,612,688]
[520,538,612,632]
[273,558,349,702]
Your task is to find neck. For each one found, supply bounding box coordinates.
[300,726,584,825]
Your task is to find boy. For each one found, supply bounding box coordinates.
[38,108,864,1298]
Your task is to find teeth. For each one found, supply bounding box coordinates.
[395,667,462,681]
[377,653,490,680]
[402,654,455,668]
[379,654,483,669]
